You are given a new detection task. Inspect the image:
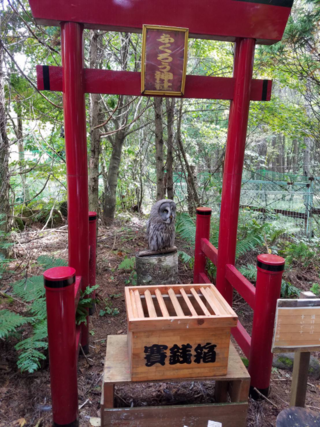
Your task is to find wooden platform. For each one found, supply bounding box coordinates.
[101,335,250,427]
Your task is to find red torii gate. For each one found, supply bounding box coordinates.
[27,1,293,426]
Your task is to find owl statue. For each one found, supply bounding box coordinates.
[146,199,176,251]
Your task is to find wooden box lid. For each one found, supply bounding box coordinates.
[125,284,238,332]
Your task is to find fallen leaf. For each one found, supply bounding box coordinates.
[117,329,123,334]
[14,419,26,427]
[34,419,43,427]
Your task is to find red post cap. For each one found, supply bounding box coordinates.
[196,207,212,216]
[44,266,76,288]
[257,254,285,272]
[89,211,97,221]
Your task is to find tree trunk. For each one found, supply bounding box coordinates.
[271,135,277,171]
[103,131,125,225]
[280,134,285,172]
[16,103,29,204]
[88,30,102,213]
[0,41,10,236]
[154,97,165,201]
[176,100,200,212]
[304,137,312,176]
[166,98,175,199]
[293,139,299,174]
[187,165,198,216]
[257,138,267,169]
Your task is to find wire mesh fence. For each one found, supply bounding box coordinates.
[173,168,320,239]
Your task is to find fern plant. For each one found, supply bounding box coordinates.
[0,310,29,339]
[76,285,99,325]
[281,281,300,298]
[176,212,266,260]
[0,255,67,373]
[15,320,48,373]
[238,264,257,281]
[176,213,196,245]
[178,250,193,268]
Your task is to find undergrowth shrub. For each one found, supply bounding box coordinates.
[282,242,318,269]
[0,255,97,373]
[176,211,281,261]
[239,263,300,298]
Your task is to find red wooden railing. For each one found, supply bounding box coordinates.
[194,207,285,397]
[43,212,97,427]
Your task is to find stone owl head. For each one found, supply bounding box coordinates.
[146,199,176,251]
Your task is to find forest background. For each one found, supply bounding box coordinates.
[2,0,320,232]
[0,0,320,375]
[1,0,320,425]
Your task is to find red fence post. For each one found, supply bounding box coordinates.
[89,212,97,315]
[193,207,212,283]
[61,22,90,353]
[44,267,79,427]
[216,38,256,306]
[249,254,285,398]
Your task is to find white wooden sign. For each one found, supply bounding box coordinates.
[272,298,320,353]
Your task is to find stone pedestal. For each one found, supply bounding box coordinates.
[136,247,179,286]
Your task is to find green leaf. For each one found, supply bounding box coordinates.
[37,255,67,270]
[15,320,48,373]
[178,251,192,264]
[12,276,45,302]
[0,310,29,339]
[176,213,196,245]
[118,257,135,270]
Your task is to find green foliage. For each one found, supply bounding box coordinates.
[76,285,99,325]
[282,242,316,269]
[125,271,137,286]
[177,211,267,262]
[238,264,257,282]
[0,310,29,339]
[0,255,67,373]
[0,254,7,280]
[237,264,300,299]
[310,283,320,296]
[99,296,120,317]
[118,257,135,270]
[206,259,217,280]
[178,251,193,268]
[13,275,45,302]
[15,321,48,373]
[241,357,249,368]
[0,214,13,279]
[281,280,300,298]
[176,213,196,246]
[37,255,67,270]
[236,218,265,258]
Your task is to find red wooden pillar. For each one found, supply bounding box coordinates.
[61,22,90,352]
[216,38,256,305]
[193,207,212,283]
[44,267,78,427]
[89,211,97,315]
[249,254,285,398]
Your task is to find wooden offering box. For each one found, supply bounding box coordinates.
[125,284,238,381]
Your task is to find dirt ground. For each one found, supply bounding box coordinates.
[0,215,320,426]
